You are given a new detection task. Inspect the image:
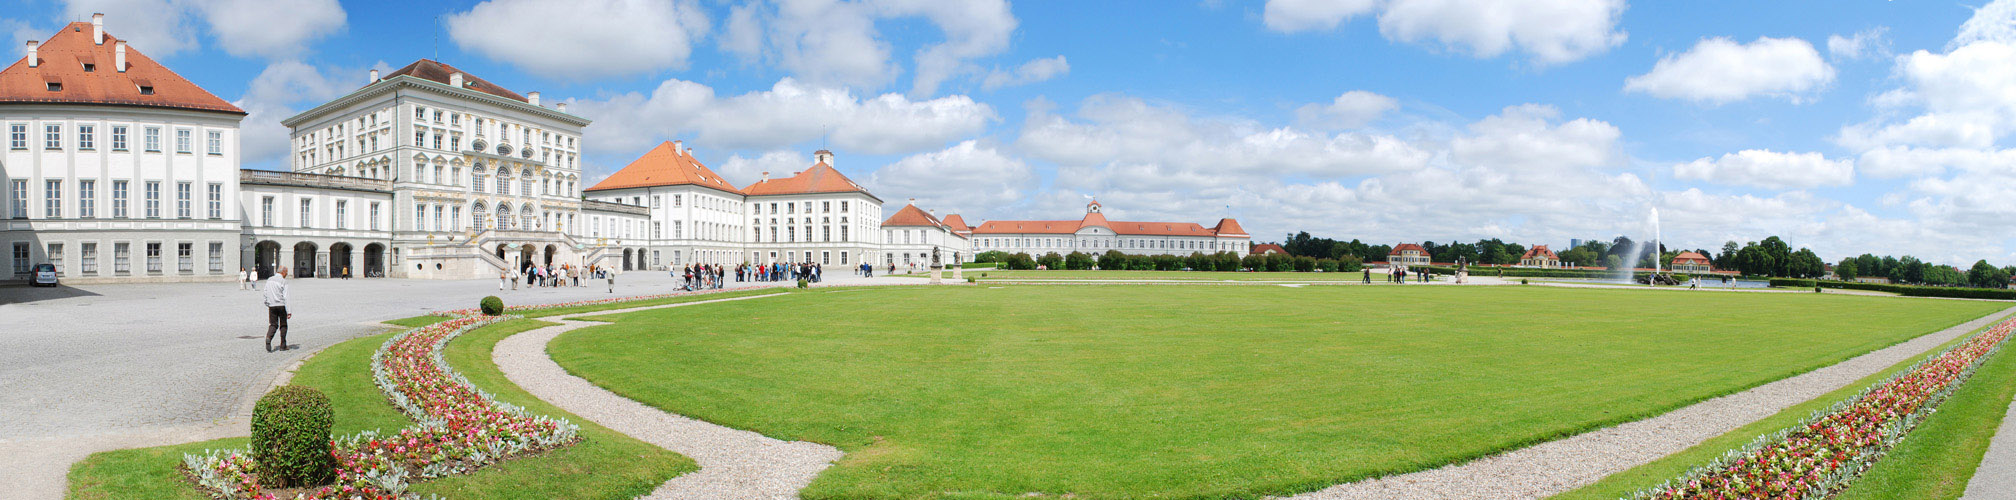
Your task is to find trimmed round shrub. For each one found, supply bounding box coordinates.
[250,385,335,488]
[797,278,810,289]
[1520,278,1530,285]
[480,295,504,316]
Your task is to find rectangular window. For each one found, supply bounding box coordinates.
[111,125,127,151]
[7,123,23,149]
[335,200,348,229]
[414,203,424,230]
[45,124,61,149]
[8,179,22,219]
[144,181,161,218]
[144,126,160,152]
[208,242,223,273]
[416,106,425,120]
[81,242,97,274]
[369,202,381,230]
[207,183,221,219]
[432,205,442,231]
[177,242,193,273]
[176,182,191,218]
[78,179,94,218]
[112,242,130,274]
[44,179,60,218]
[451,205,461,231]
[823,201,831,213]
[77,125,94,150]
[46,243,62,276]
[449,135,459,151]
[432,134,441,150]
[207,130,222,155]
[261,196,274,226]
[299,199,312,228]
[11,242,26,275]
[414,130,425,147]
[841,201,848,213]
[175,129,191,153]
[145,242,161,273]
[112,180,128,218]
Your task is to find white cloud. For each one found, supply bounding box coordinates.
[1295,90,1398,130]
[715,150,809,187]
[1826,27,1888,60]
[1016,94,1430,183]
[866,140,1038,216]
[1856,146,2016,178]
[1624,37,1835,104]
[981,55,1069,90]
[567,77,996,156]
[61,0,345,59]
[1262,0,1378,33]
[233,60,382,169]
[447,0,708,81]
[1450,104,1623,171]
[1260,0,1627,65]
[1837,38,2016,151]
[724,0,1017,96]
[1954,0,2016,47]
[1673,150,1855,189]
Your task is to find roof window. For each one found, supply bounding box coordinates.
[137,85,154,95]
[81,63,95,72]
[46,82,62,91]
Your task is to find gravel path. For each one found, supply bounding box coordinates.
[1282,306,2016,500]
[491,293,844,500]
[1962,387,2016,500]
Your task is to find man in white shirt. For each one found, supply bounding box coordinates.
[263,267,293,352]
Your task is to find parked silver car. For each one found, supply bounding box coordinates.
[30,263,58,287]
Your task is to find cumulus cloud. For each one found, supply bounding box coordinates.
[233,60,386,169]
[1827,27,1889,61]
[447,0,708,81]
[981,55,1069,90]
[1261,0,1627,65]
[1450,104,1623,171]
[714,150,809,187]
[1262,0,1378,33]
[1295,90,1399,130]
[567,77,996,156]
[866,140,1038,216]
[1673,150,1855,189]
[61,0,345,59]
[1017,94,1431,184]
[1624,37,1835,104]
[723,0,1017,96]
[1856,146,2016,178]
[1954,0,2016,47]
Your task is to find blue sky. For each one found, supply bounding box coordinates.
[8,0,2016,266]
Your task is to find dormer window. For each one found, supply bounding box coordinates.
[46,82,61,91]
[137,85,154,95]
[81,63,95,72]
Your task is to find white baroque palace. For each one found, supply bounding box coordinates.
[3,14,1255,284]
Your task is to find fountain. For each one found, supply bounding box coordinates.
[1630,207,1679,286]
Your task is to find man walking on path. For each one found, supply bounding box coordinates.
[239,268,252,290]
[262,267,293,352]
[1363,268,1371,284]
[606,268,616,293]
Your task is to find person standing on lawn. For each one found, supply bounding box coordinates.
[262,266,294,352]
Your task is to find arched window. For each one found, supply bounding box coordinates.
[472,202,488,230]
[495,203,512,230]
[472,165,486,192]
[520,205,534,230]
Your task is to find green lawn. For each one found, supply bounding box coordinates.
[901,269,1378,281]
[548,285,2004,499]
[384,314,454,327]
[518,288,790,318]
[68,320,693,500]
[1831,336,2016,500]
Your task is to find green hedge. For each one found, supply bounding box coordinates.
[250,385,335,488]
[1420,266,1690,280]
[1814,280,2016,300]
[1769,278,1818,288]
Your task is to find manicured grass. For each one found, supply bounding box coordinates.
[1832,336,2016,500]
[517,288,791,318]
[68,320,694,500]
[384,314,454,327]
[549,285,2004,499]
[1550,314,2008,500]
[915,269,1376,281]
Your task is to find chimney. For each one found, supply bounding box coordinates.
[908,198,915,205]
[527,91,540,106]
[814,149,834,166]
[25,40,37,68]
[760,172,769,182]
[114,42,125,72]
[92,13,103,45]
[556,102,567,113]
[368,69,379,85]
[672,140,682,155]
[449,72,463,88]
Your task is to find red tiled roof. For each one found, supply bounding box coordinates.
[972,208,1245,238]
[940,214,972,232]
[1391,243,1427,254]
[1253,244,1286,255]
[383,59,527,102]
[0,22,242,114]
[1212,218,1248,236]
[1673,251,1711,264]
[882,203,946,227]
[741,161,870,196]
[972,220,1085,234]
[1521,245,1558,260]
[586,141,742,194]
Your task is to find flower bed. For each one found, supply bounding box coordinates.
[183,286,767,499]
[1634,316,2016,499]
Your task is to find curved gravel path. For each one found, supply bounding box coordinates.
[1282,306,2016,500]
[491,293,843,500]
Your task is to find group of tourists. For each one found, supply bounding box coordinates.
[735,262,824,283]
[680,264,727,291]
[500,264,609,291]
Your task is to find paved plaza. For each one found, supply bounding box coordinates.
[0,270,892,499]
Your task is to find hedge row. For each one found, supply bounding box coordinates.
[1420,266,1695,281]
[1807,280,2016,300]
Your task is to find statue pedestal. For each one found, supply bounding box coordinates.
[930,267,943,284]
[953,266,963,281]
